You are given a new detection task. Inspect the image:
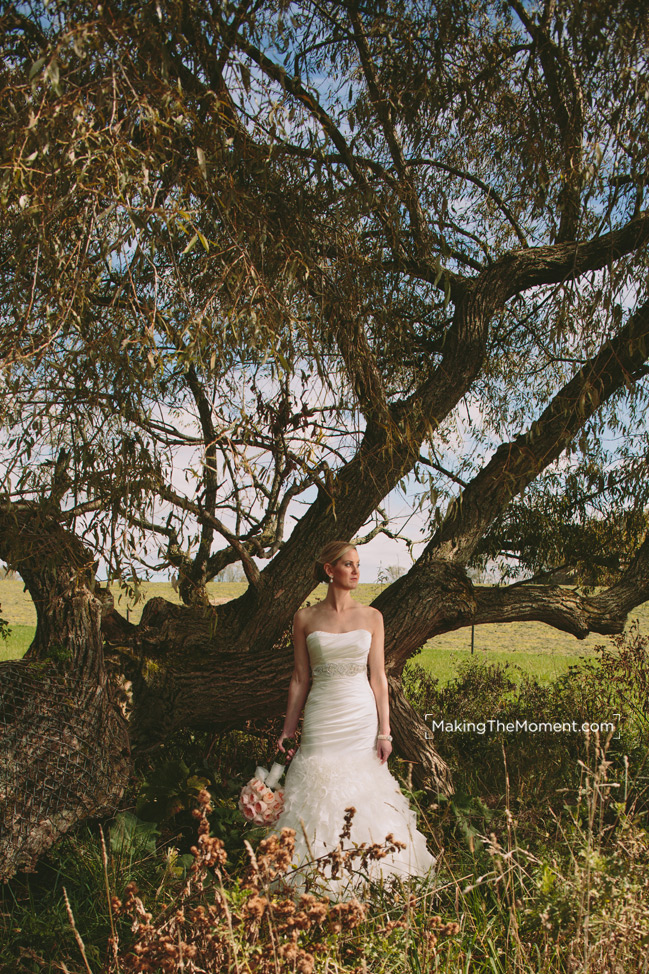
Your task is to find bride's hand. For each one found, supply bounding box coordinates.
[277,733,296,758]
[377,738,392,764]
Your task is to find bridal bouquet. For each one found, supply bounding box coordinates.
[238,738,296,826]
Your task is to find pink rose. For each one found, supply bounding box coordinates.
[239,774,285,824]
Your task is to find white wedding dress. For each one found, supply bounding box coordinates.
[268,629,435,899]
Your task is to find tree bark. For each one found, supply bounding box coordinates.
[0,659,130,881]
[0,501,130,881]
[388,677,454,795]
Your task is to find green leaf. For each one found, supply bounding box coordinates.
[109,811,159,857]
[29,58,46,80]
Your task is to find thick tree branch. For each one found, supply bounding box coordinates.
[473,533,649,636]
[428,295,649,562]
[321,294,393,429]
[182,364,219,604]
[251,284,491,617]
[495,212,649,304]
[374,531,649,679]
[394,283,488,445]
[370,538,649,690]
[0,499,130,880]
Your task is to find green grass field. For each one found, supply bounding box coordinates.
[2,579,648,682]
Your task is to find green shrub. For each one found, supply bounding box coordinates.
[403,625,649,817]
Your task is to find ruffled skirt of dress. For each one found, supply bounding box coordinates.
[268,746,436,901]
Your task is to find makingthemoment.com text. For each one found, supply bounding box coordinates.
[424,717,619,737]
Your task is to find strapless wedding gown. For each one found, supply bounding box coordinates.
[269,629,435,899]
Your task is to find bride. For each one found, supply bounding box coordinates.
[269,541,435,899]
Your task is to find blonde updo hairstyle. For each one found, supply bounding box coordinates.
[313,541,356,584]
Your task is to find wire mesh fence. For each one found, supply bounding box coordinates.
[0,657,128,880]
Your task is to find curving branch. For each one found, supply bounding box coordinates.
[406,157,529,248]
[179,364,221,603]
[383,189,641,442]
[352,508,412,548]
[491,211,649,305]
[373,530,649,681]
[427,295,649,563]
[370,540,649,709]
[472,533,649,636]
[158,486,262,589]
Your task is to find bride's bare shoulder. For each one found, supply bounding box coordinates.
[363,606,384,634]
[294,604,322,631]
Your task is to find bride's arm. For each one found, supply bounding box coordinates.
[277,611,311,754]
[368,612,392,764]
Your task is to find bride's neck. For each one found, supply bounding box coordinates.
[324,586,355,614]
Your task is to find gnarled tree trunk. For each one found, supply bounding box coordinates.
[0,502,130,881]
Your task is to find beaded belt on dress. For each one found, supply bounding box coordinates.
[311,660,368,677]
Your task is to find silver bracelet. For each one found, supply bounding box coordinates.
[377,733,392,741]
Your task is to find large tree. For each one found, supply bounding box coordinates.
[2,0,649,877]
